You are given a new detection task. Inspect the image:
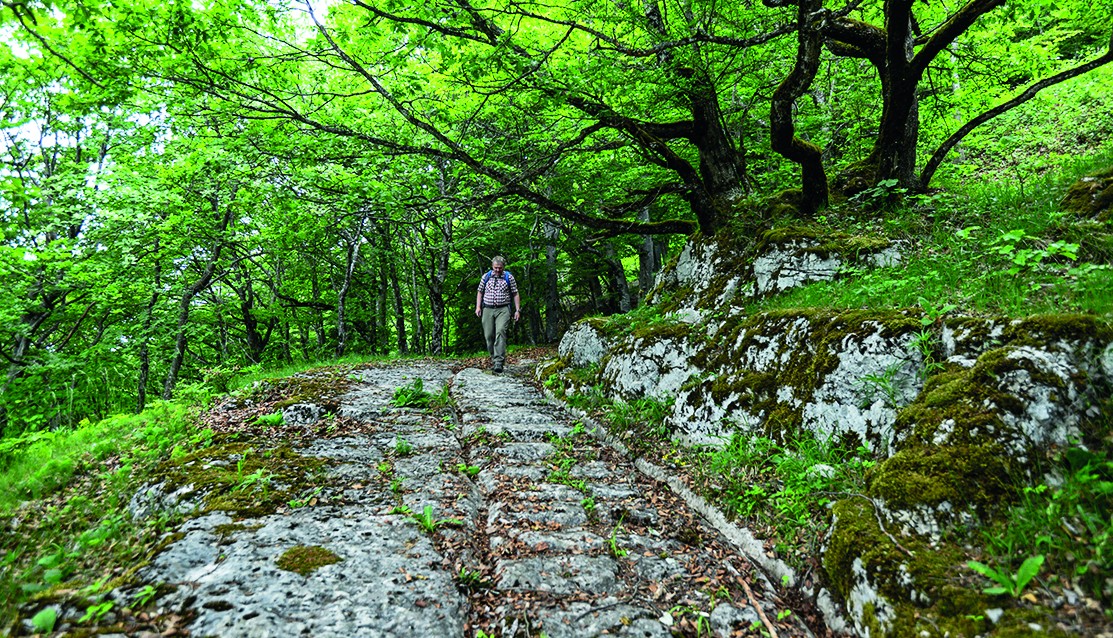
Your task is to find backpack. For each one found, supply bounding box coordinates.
[481,269,511,291]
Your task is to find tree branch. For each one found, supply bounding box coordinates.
[912,0,1006,77]
[920,32,1113,188]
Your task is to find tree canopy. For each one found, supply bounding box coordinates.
[1,0,1112,436]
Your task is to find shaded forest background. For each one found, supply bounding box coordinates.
[2,0,1112,438]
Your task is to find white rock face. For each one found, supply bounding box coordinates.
[805,328,922,453]
[552,231,1113,638]
[603,337,698,401]
[558,322,610,368]
[752,242,843,295]
[847,557,895,637]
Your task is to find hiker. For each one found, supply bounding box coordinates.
[474,256,521,373]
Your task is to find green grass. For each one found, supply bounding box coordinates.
[0,401,202,514]
[752,149,1113,318]
[224,353,393,392]
[0,398,208,631]
[976,441,1113,606]
[684,432,877,563]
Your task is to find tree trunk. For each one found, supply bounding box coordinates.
[544,221,561,342]
[137,249,161,412]
[636,209,660,302]
[163,196,233,400]
[409,256,424,353]
[381,228,409,355]
[769,0,829,214]
[336,233,361,357]
[603,244,631,313]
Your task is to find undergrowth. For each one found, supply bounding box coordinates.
[752,146,1113,318]
[0,398,209,631]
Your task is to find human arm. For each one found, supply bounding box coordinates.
[476,290,483,317]
[513,292,521,322]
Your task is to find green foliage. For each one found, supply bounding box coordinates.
[456,567,490,591]
[752,152,1113,318]
[980,444,1113,603]
[133,584,159,607]
[967,555,1045,597]
[31,607,56,633]
[407,505,463,534]
[691,432,876,560]
[607,524,628,559]
[456,463,481,478]
[393,437,414,457]
[254,412,284,428]
[603,396,675,455]
[79,600,114,624]
[392,379,432,408]
[0,401,201,513]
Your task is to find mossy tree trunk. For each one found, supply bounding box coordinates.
[816,0,1007,191]
[765,0,829,214]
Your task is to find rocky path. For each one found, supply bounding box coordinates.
[135,361,817,637]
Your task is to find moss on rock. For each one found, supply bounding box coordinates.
[153,439,328,519]
[866,443,1014,513]
[1061,166,1113,221]
[822,497,1071,638]
[275,545,341,577]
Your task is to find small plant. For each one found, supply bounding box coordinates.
[581,496,596,517]
[133,584,159,607]
[377,461,392,474]
[857,361,904,408]
[390,477,405,494]
[392,378,432,408]
[988,229,1079,275]
[608,524,628,558]
[410,505,463,533]
[231,454,272,494]
[456,567,489,591]
[967,554,1045,597]
[254,411,284,428]
[31,607,56,633]
[912,329,945,377]
[289,486,323,508]
[233,457,272,494]
[79,600,113,624]
[394,437,414,456]
[456,463,481,478]
[917,296,957,327]
[667,604,712,637]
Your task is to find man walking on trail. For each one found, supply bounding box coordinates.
[475,256,521,373]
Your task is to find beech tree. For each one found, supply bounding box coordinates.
[760,0,1113,208]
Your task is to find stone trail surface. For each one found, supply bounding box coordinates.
[135,361,814,637]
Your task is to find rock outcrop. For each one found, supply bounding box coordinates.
[543,229,1113,637]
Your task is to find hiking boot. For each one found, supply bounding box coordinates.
[493,364,503,373]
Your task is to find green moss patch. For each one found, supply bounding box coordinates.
[866,443,1014,513]
[825,498,1022,638]
[154,439,328,519]
[758,224,893,259]
[1061,166,1113,221]
[276,545,341,576]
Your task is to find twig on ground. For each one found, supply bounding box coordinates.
[725,561,779,638]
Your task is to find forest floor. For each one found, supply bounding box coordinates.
[9,354,831,637]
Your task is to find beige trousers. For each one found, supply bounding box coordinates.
[481,306,511,366]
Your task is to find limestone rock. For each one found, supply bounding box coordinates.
[281,402,325,426]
